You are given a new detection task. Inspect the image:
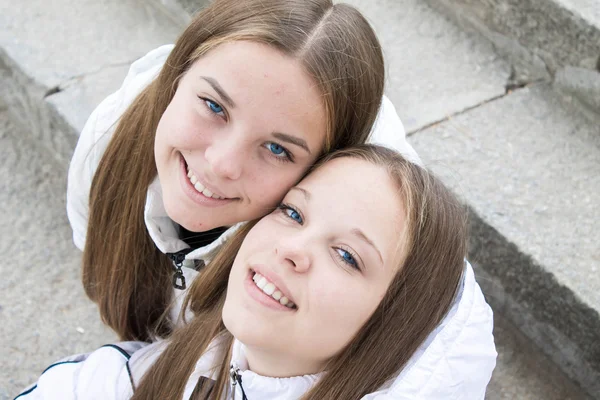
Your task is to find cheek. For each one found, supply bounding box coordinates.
[157,98,210,150]
[240,222,280,257]
[309,279,382,344]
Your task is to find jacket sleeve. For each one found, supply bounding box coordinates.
[65,44,174,251]
[66,89,121,251]
[367,95,422,166]
[14,342,148,400]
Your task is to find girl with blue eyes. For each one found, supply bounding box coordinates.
[67,0,423,343]
[20,146,495,399]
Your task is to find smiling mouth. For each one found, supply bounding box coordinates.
[251,270,297,309]
[185,165,227,200]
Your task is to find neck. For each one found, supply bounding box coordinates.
[243,345,324,378]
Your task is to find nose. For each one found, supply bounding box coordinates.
[276,239,311,274]
[204,135,244,181]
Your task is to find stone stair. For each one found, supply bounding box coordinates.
[1,0,597,398]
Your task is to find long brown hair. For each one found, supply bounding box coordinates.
[132,145,468,399]
[83,0,384,341]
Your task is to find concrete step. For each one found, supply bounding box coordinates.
[0,108,116,399]
[487,313,591,400]
[0,0,181,164]
[424,0,600,117]
[410,83,600,398]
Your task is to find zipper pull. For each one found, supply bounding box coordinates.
[230,365,238,400]
[168,251,188,290]
[230,366,248,400]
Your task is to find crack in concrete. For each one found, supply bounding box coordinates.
[44,86,61,98]
[43,59,138,99]
[408,81,547,136]
[505,76,548,92]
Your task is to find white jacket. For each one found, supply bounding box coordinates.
[17,264,495,400]
[60,45,496,398]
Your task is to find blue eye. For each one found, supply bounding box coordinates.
[204,99,224,115]
[336,248,358,268]
[279,204,303,224]
[269,143,285,155]
[266,142,291,160]
[286,208,302,224]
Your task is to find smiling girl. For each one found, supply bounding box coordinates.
[20,146,495,399]
[67,0,421,342]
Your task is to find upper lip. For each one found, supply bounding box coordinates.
[251,265,296,305]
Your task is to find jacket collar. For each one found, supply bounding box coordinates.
[231,339,321,400]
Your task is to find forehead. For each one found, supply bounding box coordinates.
[297,157,405,264]
[184,41,327,149]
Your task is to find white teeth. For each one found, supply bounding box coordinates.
[186,168,225,200]
[263,283,276,295]
[256,276,267,289]
[252,273,295,309]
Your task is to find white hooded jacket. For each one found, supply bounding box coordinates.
[17,262,494,400]
[59,45,496,399]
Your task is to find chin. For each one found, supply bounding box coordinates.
[223,299,272,347]
[163,199,207,232]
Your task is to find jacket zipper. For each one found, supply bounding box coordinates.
[230,366,248,400]
[167,249,207,290]
[168,250,188,290]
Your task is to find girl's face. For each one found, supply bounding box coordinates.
[223,158,406,377]
[154,41,327,232]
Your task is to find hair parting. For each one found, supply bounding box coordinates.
[83,0,384,341]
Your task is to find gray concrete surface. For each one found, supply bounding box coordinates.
[0,0,180,164]
[424,0,600,115]
[425,0,600,75]
[410,83,600,397]
[0,109,116,399]
[487,313,590,400]
[555,66,600,117]
[344,0,512,133]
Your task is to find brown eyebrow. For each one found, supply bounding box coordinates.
[200,76,236,108]
[351,228,383,265]
[273,132,311,154]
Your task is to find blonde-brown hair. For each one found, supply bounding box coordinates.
[132,145,468,399]
[83,0,385,341]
